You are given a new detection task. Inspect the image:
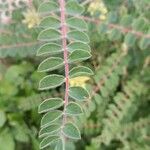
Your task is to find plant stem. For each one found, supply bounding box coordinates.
[59,0,69,124]
[28,0,32,7]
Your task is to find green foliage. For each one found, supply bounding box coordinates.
[0,0,149,150]
[93,80,145,146]
[98,0,150,50]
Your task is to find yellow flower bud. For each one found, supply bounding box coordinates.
[101,7,108,14]
[88,0,108,20]
[99,15,106,20]
[69,76,91,88]
[22,8,40,29]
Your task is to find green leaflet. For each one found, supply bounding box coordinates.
[66,1,84,15]
[55,139,64,150]
[55,140,75,150]
[37,43,62,56]
[39,124,61,138]
[38,1,59,14]
[12,123,29,143]
[62,122,81,140]
[109,104,121,119]
[67,42,91,52]
[38,28,60,42]
[39,74,65,90]
[125,33,137,46]
[108,29,122,41]
[120,15,133,27]
[94,94,103,105]
[0,129,15,150]
[66,17,87,31]
[101,86,109,98]
[69,87,89,101]
[38,57,64,72]
[39,16,60,29]
[69,50,91,63]
[66,102,83,115]
[139,37,150,49]
[132,18,145,31]
[0,110,6,127]
[68,31,89,43]
[40,135,59,149]
[99,23,108,34]
[41,110,63,128]
[69,66,93,78]
[38,98,64,113]
[88,100,96,112]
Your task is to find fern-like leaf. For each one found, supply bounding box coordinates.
[37,0,92,149]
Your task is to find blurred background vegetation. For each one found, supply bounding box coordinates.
[0,0,149,150]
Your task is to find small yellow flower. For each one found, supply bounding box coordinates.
[88,0,108,21]
[23,8,40,28]
[69,76,91,88]
[100,7,108,14]
[99,15,106,20]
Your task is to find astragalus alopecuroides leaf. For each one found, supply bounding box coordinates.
[37,0,93,149]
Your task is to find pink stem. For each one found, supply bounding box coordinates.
[80,16,150,39]
[28,0,32,7]
[59,0,69,124]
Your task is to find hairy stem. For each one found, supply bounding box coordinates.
[28,0,32,7]
[59,0,69,124]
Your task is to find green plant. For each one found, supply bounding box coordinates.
[36,0,93,149]
[0,0,149,150]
